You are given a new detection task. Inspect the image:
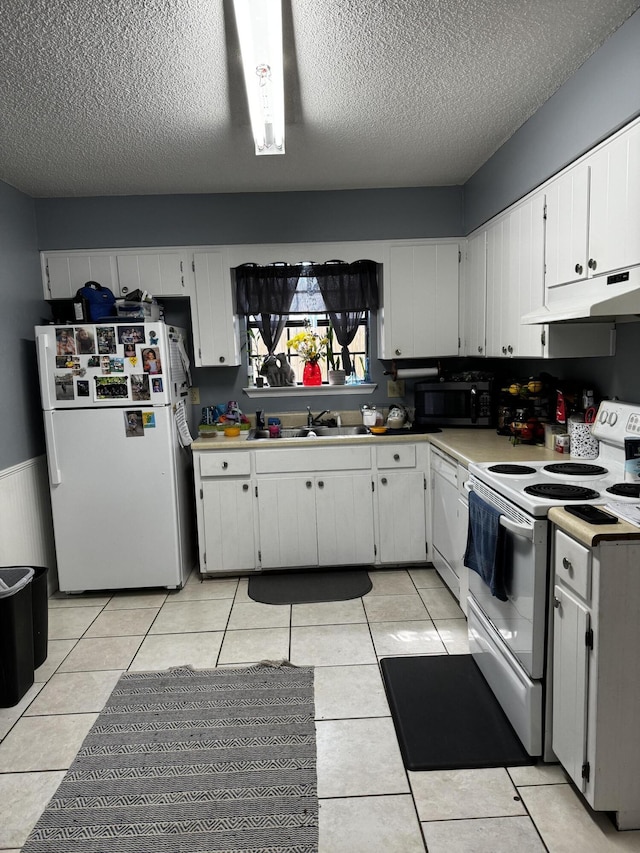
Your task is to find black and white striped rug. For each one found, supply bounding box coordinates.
[22,664,318,852]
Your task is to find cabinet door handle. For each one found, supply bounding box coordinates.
[394,348,401,356]
[218,356,226,363]
[501,346,507,354]
[381,477,387,485]
[588,258,597,271]
[554,596,561,609]
[242,483,249,491]
[222,461,228,469]
[477,345,483,353]
[575,263,583,275]
[507,345,513,354]
[306,480,312,488]
[318,480,324,488]
[121,285,129,294]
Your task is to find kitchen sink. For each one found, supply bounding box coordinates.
[247,425,371,440]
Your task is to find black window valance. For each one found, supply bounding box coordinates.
[234,259,379,314]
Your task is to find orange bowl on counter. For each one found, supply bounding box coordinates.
[223,425,241,438]
[370,426,388,435]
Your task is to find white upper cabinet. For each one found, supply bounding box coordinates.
[115,252,190,296]
[192,250,241,367]
[588,120,640,276]
[42,249,192,299]
[544,162,590,289]
[460,231,486,357]
[486,193,546,358]
[378,241,460,360]
[546,119,640,291]
[42,253,119,299]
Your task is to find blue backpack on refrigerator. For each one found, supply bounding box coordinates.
[75,281,116,321]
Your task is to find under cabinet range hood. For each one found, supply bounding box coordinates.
[522,267,640,324]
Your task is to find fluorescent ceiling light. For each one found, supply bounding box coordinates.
[233,0,285,155]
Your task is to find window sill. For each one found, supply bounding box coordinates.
[243,383,377,398]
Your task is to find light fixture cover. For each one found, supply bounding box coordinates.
[233,0,285,155]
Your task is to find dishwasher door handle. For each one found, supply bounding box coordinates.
[499,515,534,542]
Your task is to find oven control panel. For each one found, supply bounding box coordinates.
[592,401,640,444]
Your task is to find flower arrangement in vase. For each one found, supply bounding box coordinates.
[287,325,328,386]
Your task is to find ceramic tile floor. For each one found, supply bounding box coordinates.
[2,566,640,851]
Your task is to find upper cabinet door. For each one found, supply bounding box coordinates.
[116,252,190,297]
[510,193,545,358]
[588,121,640,276]
[380,242,459,360]
[544,162,589,289]
[192,250,241,367]
[42,253,118,299]
[461,231,486,357]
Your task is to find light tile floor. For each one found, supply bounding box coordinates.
[1,566,640,851]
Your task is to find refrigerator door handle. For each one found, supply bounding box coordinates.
[37,331,53,411]
[44,411,62,484]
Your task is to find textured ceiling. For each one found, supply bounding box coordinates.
[1,0,639,198]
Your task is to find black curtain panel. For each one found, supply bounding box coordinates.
[311,260,379,374]
[234,263,300,354]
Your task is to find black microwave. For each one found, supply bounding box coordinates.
[414,380,493,427]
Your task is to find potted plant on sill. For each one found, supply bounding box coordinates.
[326,325,346,385]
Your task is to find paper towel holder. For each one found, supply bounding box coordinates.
[384,359,441,382]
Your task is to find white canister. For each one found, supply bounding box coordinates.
[569,421,599,459]
[362,408,378,427]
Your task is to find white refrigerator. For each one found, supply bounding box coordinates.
[35,321,195,593]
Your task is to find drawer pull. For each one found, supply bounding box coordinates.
[306,480,312,488]
[222,461,228,470]
[562,556,573,574]
[393,453,400,461]
[242,483,249,491]
[318,480,324,489]
[381,477,388,485]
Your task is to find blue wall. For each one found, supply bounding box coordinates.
[35,187,464,250]
[464,9,640,232]
[0,182,46,468]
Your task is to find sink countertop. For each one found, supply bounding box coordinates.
[192,425,561,465]
[548,506,640,546]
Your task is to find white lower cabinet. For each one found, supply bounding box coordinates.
[552,526,640,830]
[257,472,375,569]
[376,444,427,564]
[195,451,257,573]
[194,440,430,574]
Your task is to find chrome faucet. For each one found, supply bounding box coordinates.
[307,407,330,427]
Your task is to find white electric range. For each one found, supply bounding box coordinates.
[465,400,640,761]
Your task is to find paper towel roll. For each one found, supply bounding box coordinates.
[393,367,439,381]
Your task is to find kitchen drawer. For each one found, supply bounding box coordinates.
[254,445,371,474]
[376,444,416,469]
[199,452,251,478]
[555,529,592,601]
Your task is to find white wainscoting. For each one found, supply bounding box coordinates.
[0,456,58,594]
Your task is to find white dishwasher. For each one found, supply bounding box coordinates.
[430,447,462,602]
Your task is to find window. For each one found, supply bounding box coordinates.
[247,276,370,385]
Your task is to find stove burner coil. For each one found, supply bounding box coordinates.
[606,483,640,498]
[524,483,600,500]
[488,464,537,475]
[542,463,608,477]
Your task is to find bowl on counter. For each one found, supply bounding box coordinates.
[370,426,388,435]
[223,425,241,438]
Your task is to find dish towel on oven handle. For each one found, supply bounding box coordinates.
[464,490,508,601]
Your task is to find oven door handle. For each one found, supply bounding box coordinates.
[499,515,535,542]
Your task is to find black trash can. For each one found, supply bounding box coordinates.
[0,567,35,707]
[30,566,49,668]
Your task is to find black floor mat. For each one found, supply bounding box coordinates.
[248,568,372,605]
[380,654,536,771]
